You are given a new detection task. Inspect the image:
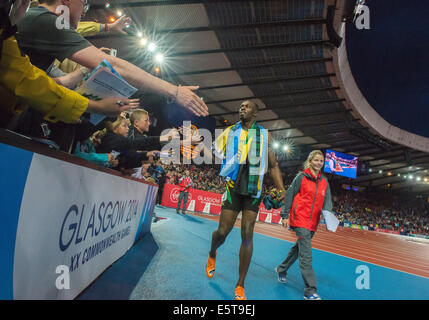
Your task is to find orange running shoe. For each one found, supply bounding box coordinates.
[206,253,216,278]
[234,286,246,300]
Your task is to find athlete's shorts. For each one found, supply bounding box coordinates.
[221,185,262,213]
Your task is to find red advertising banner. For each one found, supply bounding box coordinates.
[374,228,400,235]
[161,183,223,214]
[161,184,283,223]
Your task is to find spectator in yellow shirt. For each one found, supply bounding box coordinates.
[0,0,139,127]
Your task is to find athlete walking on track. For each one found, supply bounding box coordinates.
[206,100,286,300]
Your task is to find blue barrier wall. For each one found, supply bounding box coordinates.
[0,141,158,300]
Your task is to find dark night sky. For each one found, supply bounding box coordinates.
[346,0,429,138]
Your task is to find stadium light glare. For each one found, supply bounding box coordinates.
[409,175,413,180]
[117,10,123,17]
[105,2,110,8]
[137,32,143,38]
[155,53,164,63]
[273,142,279,149]
[369,168,372,172]
[140,38,148,46]
[379,170,383,174]
[283,145,289,151]
[148,42,156,52]
[417,177,421,182]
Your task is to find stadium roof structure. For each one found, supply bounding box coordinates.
[86,0,429,195]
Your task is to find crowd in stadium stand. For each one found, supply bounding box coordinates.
[332,185,429,236]
[163,164,227,194]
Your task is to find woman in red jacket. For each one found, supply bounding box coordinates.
[275,150,332,300]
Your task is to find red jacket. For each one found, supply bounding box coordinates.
[281,168,332,232]
[179,176,193,192]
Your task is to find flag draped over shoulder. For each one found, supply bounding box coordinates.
[213,121,268,198]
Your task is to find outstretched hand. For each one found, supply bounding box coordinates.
[108,15,132,35]
[175,86,209,117]
[178,125,203,145]
[87,98,140,117]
